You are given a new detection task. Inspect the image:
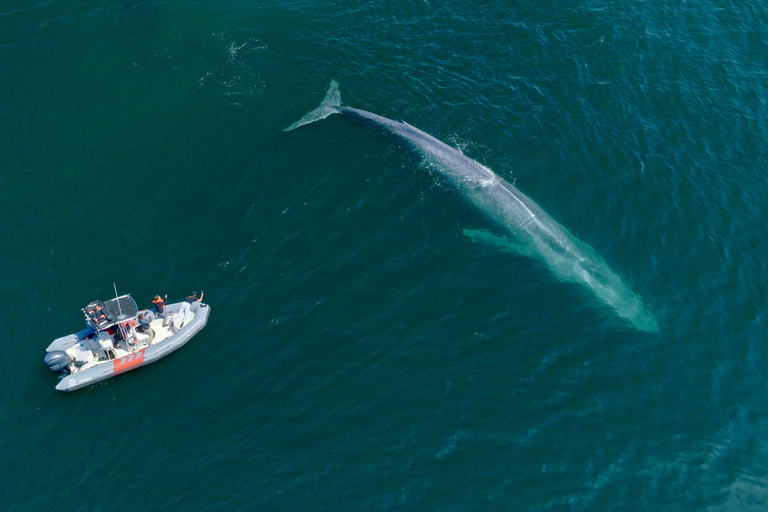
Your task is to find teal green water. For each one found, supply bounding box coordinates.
[2,1,768,510]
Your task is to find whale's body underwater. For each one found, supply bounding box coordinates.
[286,81,658,332]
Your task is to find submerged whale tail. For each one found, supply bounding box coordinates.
[284,81,341,131]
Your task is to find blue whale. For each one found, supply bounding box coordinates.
[286,81,658,332]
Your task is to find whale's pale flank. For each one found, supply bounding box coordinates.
[286,81,658,332]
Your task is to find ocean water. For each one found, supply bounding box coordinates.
[2,0,768,510]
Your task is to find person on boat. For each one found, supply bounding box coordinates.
[153,294,168,325]
[152,294,167,314]
[170,293,201,333]
[137,312,155,346]
[185,291,203,304]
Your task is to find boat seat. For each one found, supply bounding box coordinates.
[98,331,114,350]
[97,331,115,358]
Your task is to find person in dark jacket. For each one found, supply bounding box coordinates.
[185,291,203,304]
[137,312,155,346]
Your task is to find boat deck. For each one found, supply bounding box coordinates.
[119,316,174,353]
[68,315,177,372]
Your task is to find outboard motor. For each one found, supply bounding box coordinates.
[44,351,72,374]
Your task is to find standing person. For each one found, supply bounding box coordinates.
[172,291,203,333]
[152,294,167,313]
[152,294,168,325]
[137,312,155,346]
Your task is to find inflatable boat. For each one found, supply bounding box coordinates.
[43,293,210,391]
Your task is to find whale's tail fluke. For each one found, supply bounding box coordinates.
[284,81,341,131]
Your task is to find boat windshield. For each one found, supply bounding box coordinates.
[83,295,139,330]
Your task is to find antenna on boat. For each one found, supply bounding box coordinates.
[113,283,123,316]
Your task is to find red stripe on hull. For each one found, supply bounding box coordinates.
[112,349,146,374]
